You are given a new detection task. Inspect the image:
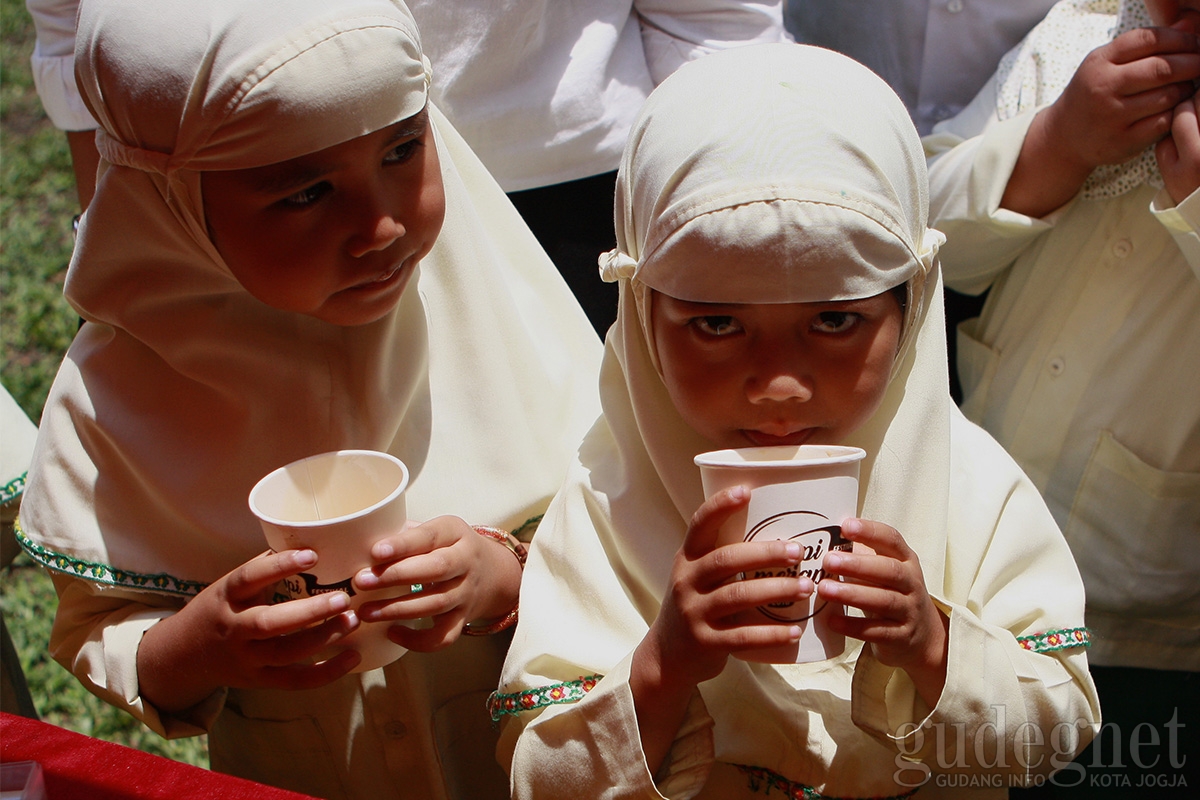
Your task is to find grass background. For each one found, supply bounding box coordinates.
[1,0,208,766]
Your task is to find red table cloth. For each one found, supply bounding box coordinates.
[0,713,318,799]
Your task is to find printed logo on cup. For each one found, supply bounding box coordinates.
[744,509,845,622]
[695,444,865,663]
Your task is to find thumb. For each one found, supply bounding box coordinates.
[683,485,749,559]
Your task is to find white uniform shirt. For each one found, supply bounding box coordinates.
[26,0,787,191]
[408,1,787,191]
[786,0,1057,133]
[927,89,1200,672]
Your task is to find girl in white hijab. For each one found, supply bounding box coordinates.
[16,0,600,798]
[494,44,1098,799]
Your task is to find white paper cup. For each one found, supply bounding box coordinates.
[694,444,866,664]
[249,449,411,672]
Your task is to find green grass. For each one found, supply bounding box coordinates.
[1,0,207,768]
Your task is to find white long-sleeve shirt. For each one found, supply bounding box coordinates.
[407,1,786,190]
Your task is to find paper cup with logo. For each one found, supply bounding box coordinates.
[694,444,866,664]
[249,449,412,673]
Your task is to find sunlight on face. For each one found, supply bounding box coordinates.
[651,290,905,449]
[201,108,445,326]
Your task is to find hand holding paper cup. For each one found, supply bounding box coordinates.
[694,444,865,664]
[249,449,412,673]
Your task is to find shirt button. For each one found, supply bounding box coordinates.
[1112,239,1132,258]
[947,0,964,12]
[384,721,408,739]
[1047,357,1066,376]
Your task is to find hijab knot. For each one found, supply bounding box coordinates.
[598,249,638,283]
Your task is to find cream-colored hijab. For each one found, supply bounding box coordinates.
[593,42,950,582]
[995,0,1162,199]
[19,0,601,591]
[501,37,951,735]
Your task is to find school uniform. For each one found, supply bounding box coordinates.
[496,43,1098,800]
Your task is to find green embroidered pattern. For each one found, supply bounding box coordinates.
[487,675,601,721]
[14,520,208,597]
[1016,627,1091,653]
[737,765,918,799]
[512,513,542,542]
[1,472,26,505]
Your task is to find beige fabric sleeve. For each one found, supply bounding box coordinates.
[48,573,225,738]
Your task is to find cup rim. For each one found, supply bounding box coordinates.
[694,444,866,469]
[248,449,409,528]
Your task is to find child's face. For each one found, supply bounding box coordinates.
[1145,0,1200,32]
[202,108,445,326]
[651,289,904,449]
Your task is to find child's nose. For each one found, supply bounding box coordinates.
[745,369,814,404]
[348,214,406,257]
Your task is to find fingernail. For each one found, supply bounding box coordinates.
[328,591,350,611]
[342,609,359,630]
[825,552,842,569]
[356,569,380,589]
[729,485,749,501]
[373,542,394,561]
[788,625,802,640]
[295,549,318,567]
[842,519,861,536]
[785,542,801,560]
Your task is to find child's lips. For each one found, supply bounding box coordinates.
[741,428,815,447]
[351,258,410,291]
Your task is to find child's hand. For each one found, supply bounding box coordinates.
[352,515,522,652]
[138,548,363,713]
[1157,94,1200,203]
[1004,25,1200,217]
[1047,25,1200,175]
[630,486,810,774]
[641,486,810,692]
[818,518,949,707]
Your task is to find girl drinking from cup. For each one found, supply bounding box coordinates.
[493,44,1099,798]
[16,1,601,797]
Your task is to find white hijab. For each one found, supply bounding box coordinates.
[995,0,1162,199]
[19,0,602,593]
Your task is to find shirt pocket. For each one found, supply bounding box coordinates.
[209,704,347,799]
[1065,430,1200,628]
[955,317,999,422]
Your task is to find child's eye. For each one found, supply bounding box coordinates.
[812,312,859,333]
[384,140,420,164]
[282,182,331,207]
[693,316,743,336]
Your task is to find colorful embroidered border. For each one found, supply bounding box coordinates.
[1016,627,1091,653]
[14,520,208,597]
[1,472,26,505]
[487,675,602,721]
[737,765,918,800]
